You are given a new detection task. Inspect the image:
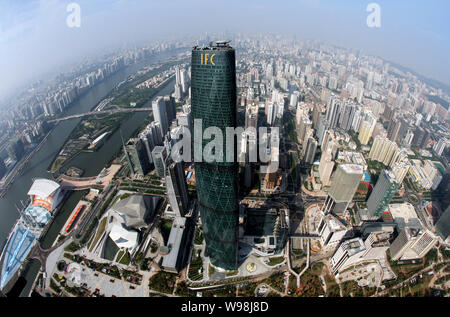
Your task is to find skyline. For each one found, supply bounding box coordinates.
[0,6,449,298]
[0,0,449,101]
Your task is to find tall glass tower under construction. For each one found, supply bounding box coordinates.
[191,41,238,270]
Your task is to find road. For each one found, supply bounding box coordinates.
[373,259,450,297]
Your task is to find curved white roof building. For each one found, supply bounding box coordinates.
[109,224,138,249]
[28,178,60,199]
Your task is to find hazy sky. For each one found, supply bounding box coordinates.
[0,0,449,99]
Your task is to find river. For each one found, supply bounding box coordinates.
[0,48,182,296]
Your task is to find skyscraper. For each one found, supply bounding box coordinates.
[358,110,376,145]
[303,135,317,165]
[191,41,239,270]
[125,138,151,177]
[166,160,189,218]
[323,164,364,215]
[325,95,341,129]
[0,159,6,179]
[152,96,169,137]
[152,146,167,178]
[367,169,400,219]
[164,95,177,126]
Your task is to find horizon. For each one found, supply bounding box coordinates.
[0,0,449,101]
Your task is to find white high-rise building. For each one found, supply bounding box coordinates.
[369,136,398,166]
[317,213,348,248]
[423,160,443,190]
[391,161,410,183]
[433,138,448,157]
[358,111,377,145]
[319,147,335,187]
[351,106,362,132]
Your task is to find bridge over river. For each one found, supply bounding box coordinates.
[47,106,152,123]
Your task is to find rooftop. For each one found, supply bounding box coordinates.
[387,203,422,230]
[193,40,233,51]
[341,164,364,175]
[324,214,347,232]
[27,178,60,199]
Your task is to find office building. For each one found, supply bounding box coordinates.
[319,147,335,187]
[297,114,312,144]
[303,136,317,165]
[433,138,448,157]
[423,160,443,190]
[164,95,177,126]
[191,41,239,270]
[125,138,151,177]
[323,164,364,215]
[435,205,450,242]
[152,96,169,137]
[161,216,190,273]
[325,95,341,129]
[0,160,6,179]
[165,161,189,218]
[151,146,167,178]
[318,213,349,248]
[366,170,400,219]
[389,227,437,261]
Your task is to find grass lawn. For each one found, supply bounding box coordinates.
[267,256,285,266]
[148,271,178,294]
[118,250,131,265]
[89,217,107,252]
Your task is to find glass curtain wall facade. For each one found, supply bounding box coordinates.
[191,42,238,270]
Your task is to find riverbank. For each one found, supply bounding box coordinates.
[0,126,55,197]
[47,62,181,177]
[18,69,179,298]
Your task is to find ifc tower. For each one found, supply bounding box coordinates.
[191,41,238,270]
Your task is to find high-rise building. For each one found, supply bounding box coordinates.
[152,96,169,137]
[125,138,151,177]
[369,136,399,166]
[164,95,177,126]
[435,205,450,242]
[351,106,362,132]
[423,160,443,190]
[7,139,25,161]
[340,103,356,131]
[139,121,163,164]
[303,136,317,165]
[358,111,376,145]
[312,104,322,129]
[245,103,259,130]
[191,41,239,270]
[411,127,429,148]
[387,118,408,144]
[367,170,400,219]
[0,159,6,179]
[389,227,437,261]
[297,114,312,144]
[319,147,335,187]
[166,160,189,218]
[325,95,341,129]
[323,164,364,215]
[316,115,329,146]
[151,146,167,178]
[391,161,410,183]
[433,138,448,157]
[318,213,349,248]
